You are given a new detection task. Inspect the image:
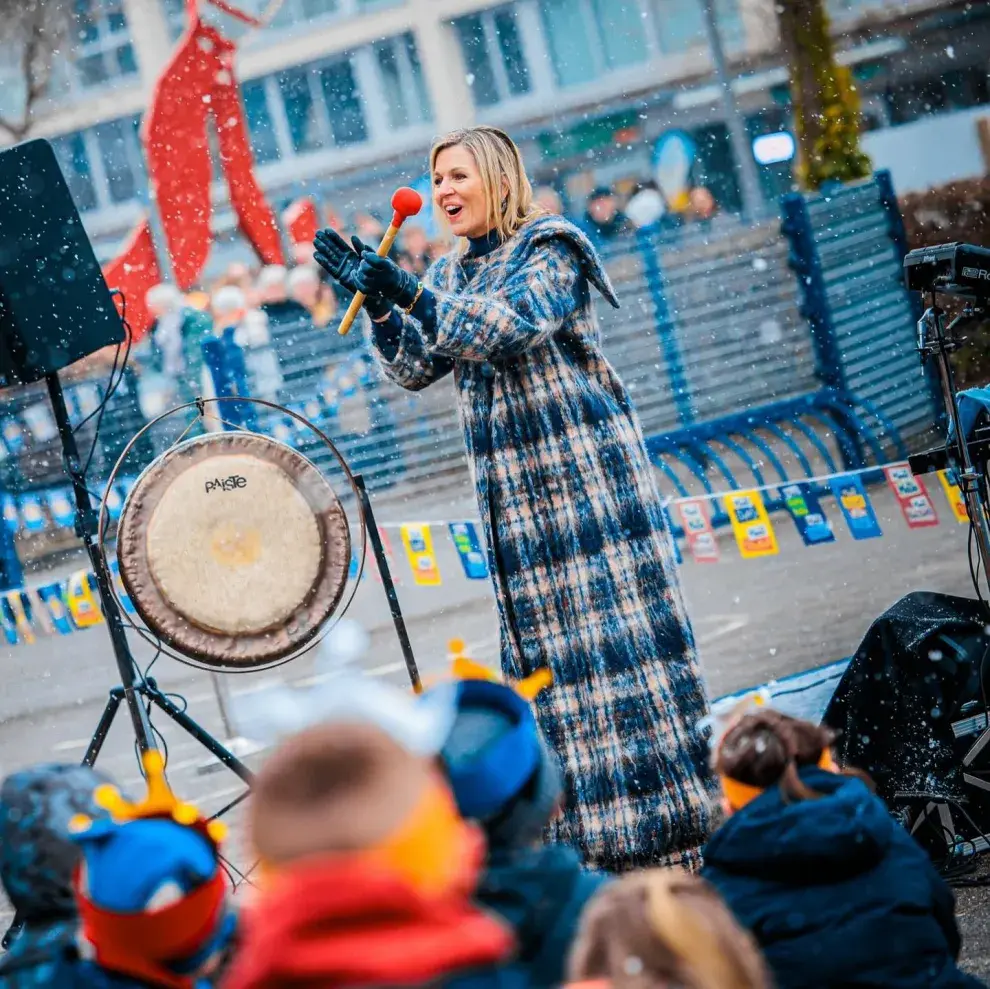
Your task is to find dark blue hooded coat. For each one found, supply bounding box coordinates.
[0,764,119,989]
[476,845,608,988]
[702,768,985,989]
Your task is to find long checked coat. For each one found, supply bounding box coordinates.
[373,214,716,871]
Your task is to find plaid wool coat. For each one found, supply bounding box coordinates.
[373,214,717,871]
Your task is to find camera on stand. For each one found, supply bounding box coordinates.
[903,242,990,832]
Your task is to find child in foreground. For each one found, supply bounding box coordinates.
[438,667,609,987]
[68,750,237,989]
[566,868,770,989]
[0,764,116,988]
[702,708,985,989]
[222,707,520,989]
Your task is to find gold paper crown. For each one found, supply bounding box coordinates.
[69,750,227,845]
[447,638,552,701]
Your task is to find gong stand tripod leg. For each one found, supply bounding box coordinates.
[144,679,255,784]
[82,687,126,767]
[354,475,422,694]
[45,372,158,753]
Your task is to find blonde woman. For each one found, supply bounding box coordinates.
[313,126,715,872]
[567,869,772,989]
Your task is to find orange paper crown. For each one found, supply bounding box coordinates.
[70,750,227,847]
[446,638,553,701]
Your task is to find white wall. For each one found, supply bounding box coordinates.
[862,104,989,193]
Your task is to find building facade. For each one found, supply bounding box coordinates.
[2,0,987,273]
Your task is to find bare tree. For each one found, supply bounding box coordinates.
[0,0,73,141]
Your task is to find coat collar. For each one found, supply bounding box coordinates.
[437,215,620,309]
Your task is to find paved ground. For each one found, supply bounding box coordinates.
[2,483,990,972]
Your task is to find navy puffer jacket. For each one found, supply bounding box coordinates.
[702,768,985,989]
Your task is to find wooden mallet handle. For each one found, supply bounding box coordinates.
[338,186,423,337]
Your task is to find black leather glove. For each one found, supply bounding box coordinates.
[353,248,421,309]
[313,230,390,319]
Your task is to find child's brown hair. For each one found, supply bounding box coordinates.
[715,709,866,807]
[567,869,772,989]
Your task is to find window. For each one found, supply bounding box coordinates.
[278,68,325,153]
[591,0,650,70]
[374,34,433,128]
[541,0,650,88]
[50,133,98,212]
[68,0,138,90]
[48,114,145,213]
[884,67,990,125]
[241,80,281,164]
[319,60,366,146]
[269,54,369,155]
[540,0,596,88]
[453,6,532,108]
[652,0,744,55]
[93,116,145,203]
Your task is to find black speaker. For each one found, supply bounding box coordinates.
[0,139,124,388]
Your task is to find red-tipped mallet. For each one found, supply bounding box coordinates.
[338,186,424,337]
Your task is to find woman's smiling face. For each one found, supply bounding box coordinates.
[433,144,489,239]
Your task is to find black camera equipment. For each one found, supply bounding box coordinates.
[905,243,990,584]
[892,243,990,870]
[904,242,990,298]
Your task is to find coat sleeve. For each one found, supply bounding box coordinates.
[369,311,454,393]
[425,239,583,362]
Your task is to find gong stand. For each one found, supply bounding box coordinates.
[46,372,258,781]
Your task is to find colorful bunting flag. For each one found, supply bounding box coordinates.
[66,570,104,629]
[829,474,882,540]
[676,498,720,562]
[725,490,778,559]
[36,581,75,635]
[400,523,442,586]
[2,496,19,534]
[448,522,489,580]
[780,483,835,546]
[884,463,939,529]
[937,469,969,524]
[372,527,401,586]
[4,591,34,645]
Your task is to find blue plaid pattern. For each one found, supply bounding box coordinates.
[373,215,717,871]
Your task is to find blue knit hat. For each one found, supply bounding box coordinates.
[440,679,562,850]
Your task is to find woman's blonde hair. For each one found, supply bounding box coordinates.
[429,126,545,246]
[567,869,771,989]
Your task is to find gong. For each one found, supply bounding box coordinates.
[116,431,351,668]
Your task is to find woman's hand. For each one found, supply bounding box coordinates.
[354,248,421,309]
[313,228,362,294]
[313,230,391,319]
